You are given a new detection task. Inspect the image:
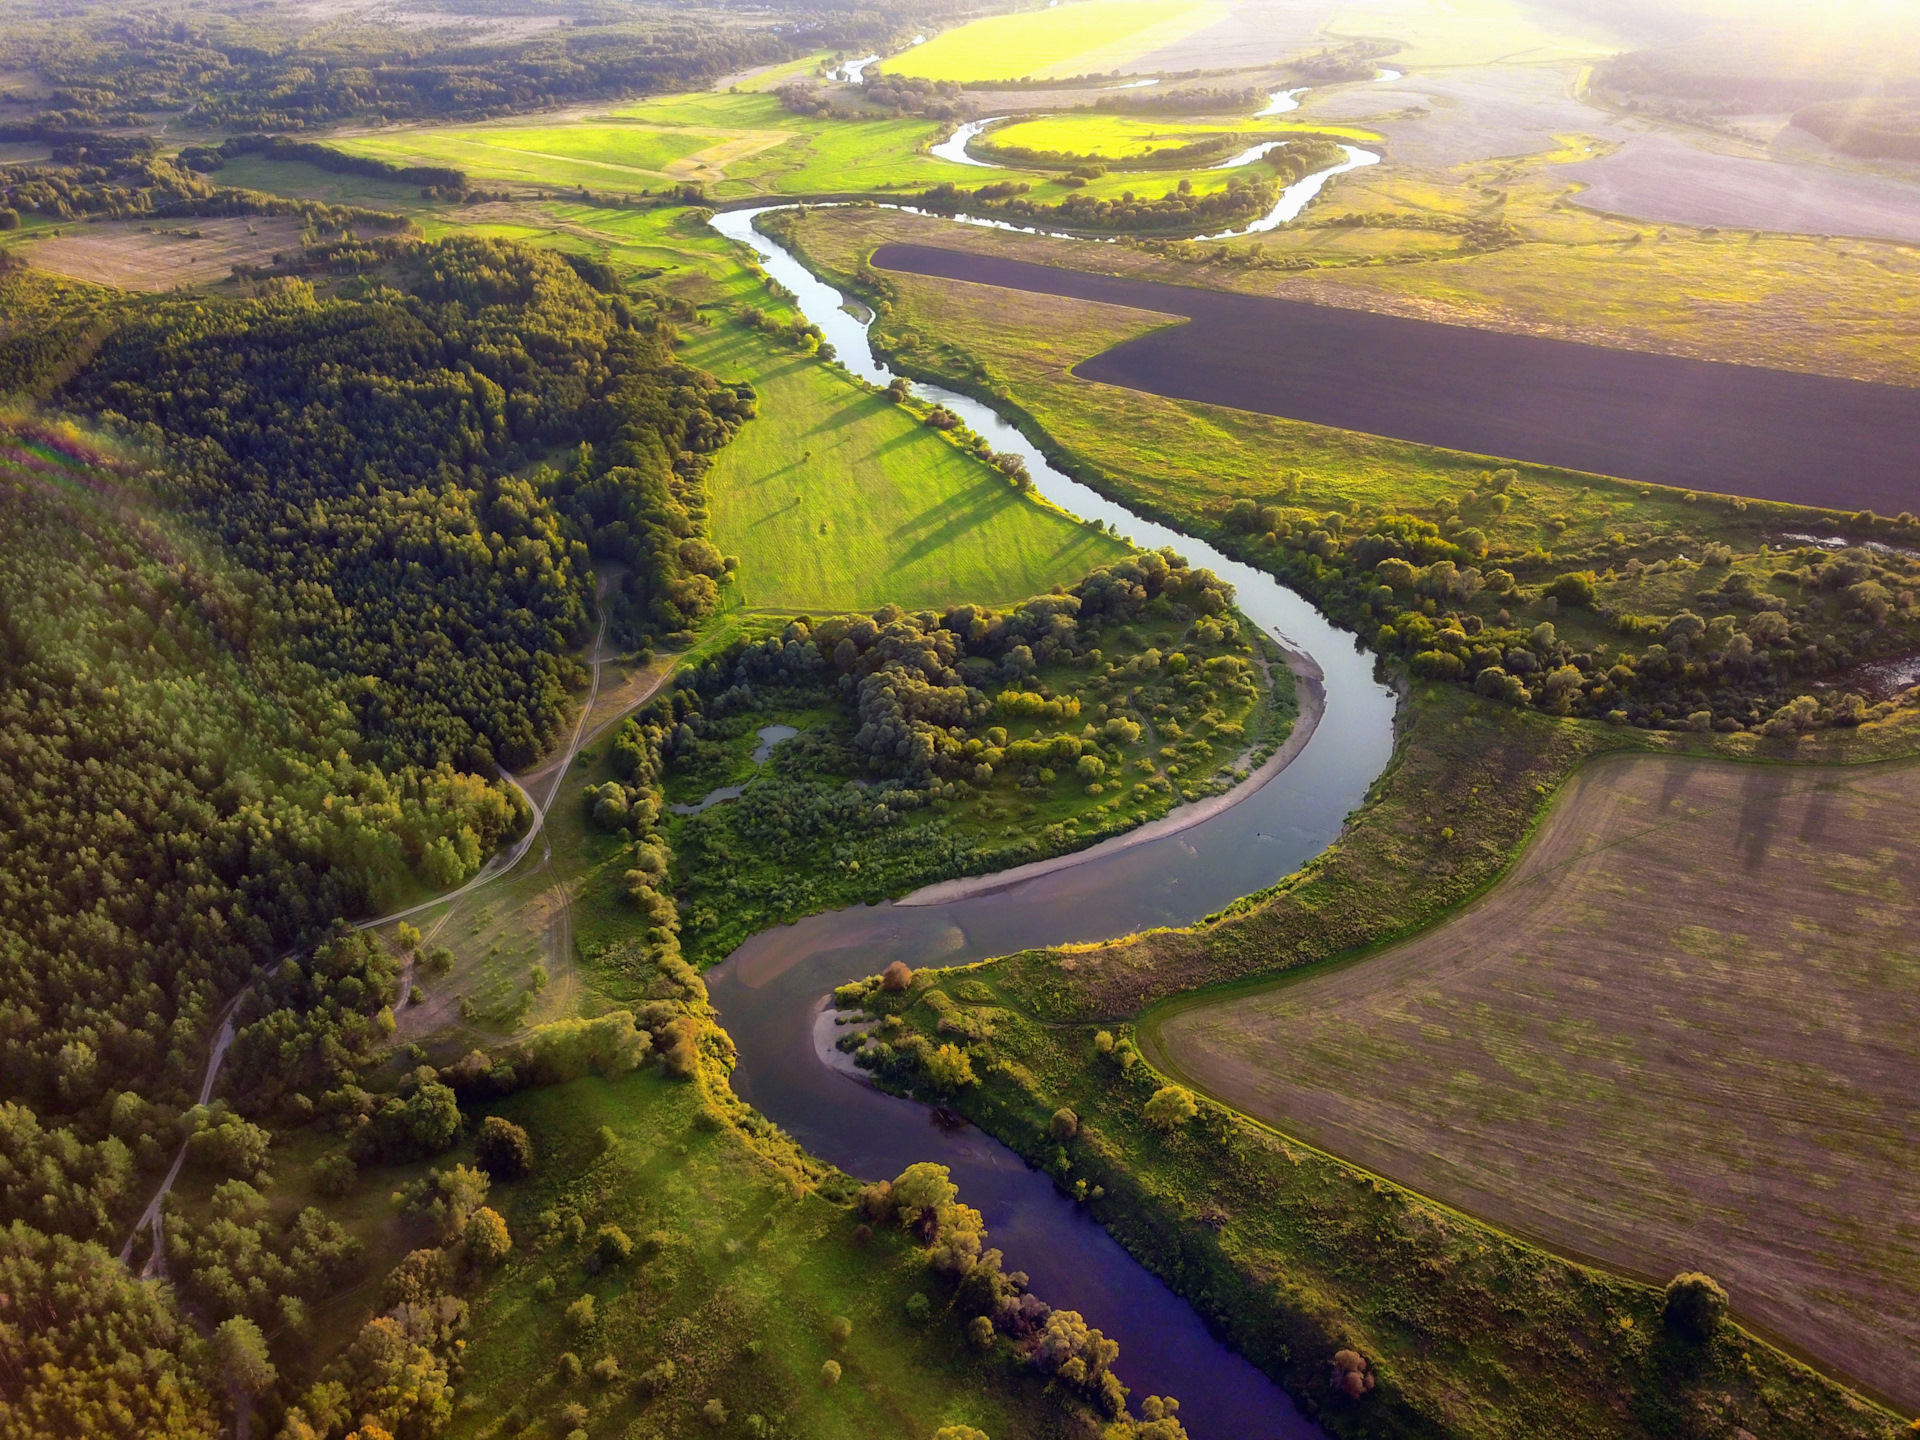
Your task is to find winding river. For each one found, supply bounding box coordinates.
[708,208,1398,1436]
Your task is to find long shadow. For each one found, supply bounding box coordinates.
[872,242,1920,512]
[885,481,1020,568]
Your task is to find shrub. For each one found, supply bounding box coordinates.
[922,1043,976,1092]
[1663,1272,1729,1342]
[704,1398,730,1426]
[596,1225,634,1265]
[556,1351,582,1381]
[828,1315,853,1346]
[186,1111,273,1183]
[880,961,914,992]
[466,1207,512,1267]
[475,1116,535,1179]
[820,1360,842,1387]
[314,1151,357,1198]
[1329,1349,1375,1399]
[1050,1107,1079,1140]
[1143,1086,1199,1131]
[591,1356,621,1384]
[565,1295,596,1332]
[967,1315,996,1350]
[904,1292,931,1322]
[935,1429,990,1440]
[635,1359,676,1396]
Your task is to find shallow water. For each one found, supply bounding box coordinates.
[931,117,1006,168]
[704,209,1398,1435]
[669,724,799,815]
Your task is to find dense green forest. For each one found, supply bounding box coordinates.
[0,233,769,1437]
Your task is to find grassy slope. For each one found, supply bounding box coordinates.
[680,323,1125,614]
[878,0,1220,83]
[449,1070,1079,1440]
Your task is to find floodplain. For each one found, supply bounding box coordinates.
[1144,751,1920,1409]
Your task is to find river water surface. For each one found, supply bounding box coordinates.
[704,209,1398,1436]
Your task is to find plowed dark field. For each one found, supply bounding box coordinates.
[873,241,1920,513]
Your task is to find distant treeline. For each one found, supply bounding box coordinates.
[1793,98,1920,158]
[213,135,469,190]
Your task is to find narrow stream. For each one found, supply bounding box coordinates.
[707,208,1398,1436]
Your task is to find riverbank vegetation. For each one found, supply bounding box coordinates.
[791,205,1920,741]
[979,113,1381,165]
[1149,749,1920,1409]
[585,551,1293,963]
[849,876,1910,1437]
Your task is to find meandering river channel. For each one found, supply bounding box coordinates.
[708,207,1398,1436]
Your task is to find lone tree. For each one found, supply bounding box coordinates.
[466,1206,512,1267]
[1663,1272,1729,1342]
[475,1116,535,1179]
[1143,1086,1199,1131]
[211,1316,277,1399]
[880,961,914,992]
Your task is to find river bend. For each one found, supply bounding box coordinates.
[707,207,1397,1437]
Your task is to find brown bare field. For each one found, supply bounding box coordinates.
[1146,751,1920,1408]
[24,216,305,291]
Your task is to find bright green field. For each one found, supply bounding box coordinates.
[989,111,1384,159]
[681,322,1125,613]
[451,1071,1071,1440]
[881,0,1222,82]
[330,92,1016,200]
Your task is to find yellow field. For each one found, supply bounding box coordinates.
[988,112,1382,159]
[880,0,1224,83]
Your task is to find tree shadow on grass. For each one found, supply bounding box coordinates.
[884,480,1022,571]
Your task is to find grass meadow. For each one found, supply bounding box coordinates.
[986,111,1384,159]
[879,0,1221,83]
[444,1069,1076,1440]
[1145,749,1920,1409]
[681,322,1125,614]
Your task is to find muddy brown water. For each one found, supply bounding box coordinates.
[708,206,1402,1438]
[871,241,1920,514]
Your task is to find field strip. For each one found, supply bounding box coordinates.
[1146,749,1920,1408]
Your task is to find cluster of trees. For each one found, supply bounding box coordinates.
[0,427,531,1145]
[0,5,796,131]
[215,135,466,190]
[858,1162,1154,1424]
[61,236,751,758]
[0,146,409,229]
[0,1220,220,1439]
[736,302,827,354]
[224,931,402,1120]
[165,1178,361,1334]
[1210,479,1918,732]
[914,171,1285,235]
[776,74,969,120]
[1793,98,1920,159]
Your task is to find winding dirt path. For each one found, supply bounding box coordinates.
[118,602,652,1274]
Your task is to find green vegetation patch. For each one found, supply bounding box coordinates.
[879,0,1220,83]
[581,556,1292,963]
[448,1071,1085,1440]
[681,322,1124,614]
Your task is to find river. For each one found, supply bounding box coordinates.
[707,207,1398,1437]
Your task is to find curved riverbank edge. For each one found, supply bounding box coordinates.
[901,643,1326,907]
